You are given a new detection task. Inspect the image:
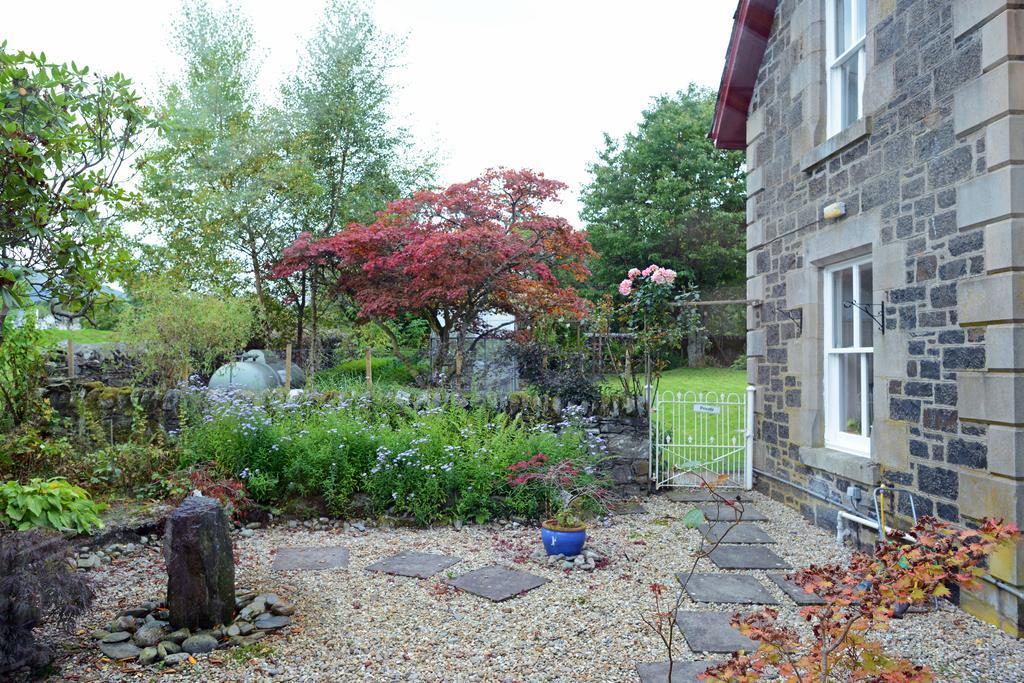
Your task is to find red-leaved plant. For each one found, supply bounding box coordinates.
[702,516,1020,682]
[186,466,252,520]
[507,453,608,528]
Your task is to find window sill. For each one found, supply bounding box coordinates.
[798,445,880,486]
[800,117,873,173]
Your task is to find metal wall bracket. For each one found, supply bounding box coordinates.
[775,304,803,336]
[843,300,885,335]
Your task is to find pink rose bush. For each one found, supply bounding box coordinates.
[606,262,701,404]
[618,263,677,295]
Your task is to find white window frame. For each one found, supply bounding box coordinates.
[826,0,867,138]
[823,256,874,456]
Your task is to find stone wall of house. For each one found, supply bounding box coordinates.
[744,0,1024,635]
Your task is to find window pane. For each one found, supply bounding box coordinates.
[840,55,861,128]
[832,267,854,348]
[835,0,854,53]
[857,0,867,37]
[859,263,874,346]
[865,353,874,437]
[837,353,862,435]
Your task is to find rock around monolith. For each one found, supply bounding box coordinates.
[163,495,235,629]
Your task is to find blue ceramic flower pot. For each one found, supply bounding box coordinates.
[541,520,587,556]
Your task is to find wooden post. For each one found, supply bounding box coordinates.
[365,348,373,392]
[66,339,75,378]
[284,343,293,390]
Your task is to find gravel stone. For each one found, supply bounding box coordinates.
[181,634,218,654]
[51,491,1024,681]
[163,652,192,666]
[132,621,167,647]
[165,627,190,644]
[254,614,291,630]
[98,642,141,660]
[109,615,137,633]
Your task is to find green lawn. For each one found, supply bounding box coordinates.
[651,366,746,400]
[38,328,119,347]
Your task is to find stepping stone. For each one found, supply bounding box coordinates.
[666,489,740,503]
[696,503,768,522]
[636,660,722,682]
[699,522,776,544]
[446,565,547,602]
[366,551,461,578]
[676,572,778,605]
[611,502,648,515]
[768,573,825,606]
[709,545,791,570]
[271,546,349,571]
[674,610,756,653]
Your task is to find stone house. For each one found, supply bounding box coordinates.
[711,0,1024,635]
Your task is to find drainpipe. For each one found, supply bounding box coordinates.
[837,510,914,542]
[753,467,1024,602]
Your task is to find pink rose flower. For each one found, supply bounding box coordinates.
[642,264,658,277]
[618,279,633,296]
[651,267,677,285]
[628,268,641,280]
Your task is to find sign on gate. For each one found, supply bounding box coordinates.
[693,404,722,415]
[649,387,754,490]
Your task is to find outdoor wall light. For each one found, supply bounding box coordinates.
[823,201,847,220]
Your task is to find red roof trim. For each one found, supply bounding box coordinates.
[710,0,778,150]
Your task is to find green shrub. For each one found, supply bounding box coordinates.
[179,390,596,526]
[314,356,424,388]
[117,276,254,387]
[86,443,179,499]
[0,311,46,431]
[0,478,104,534]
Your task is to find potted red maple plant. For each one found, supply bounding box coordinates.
[507,453,608,556]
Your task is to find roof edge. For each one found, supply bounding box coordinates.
[710,0,778,150]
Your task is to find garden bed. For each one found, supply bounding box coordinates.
[43,491,1024,682]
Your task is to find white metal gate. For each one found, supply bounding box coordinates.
[649,386,754,489]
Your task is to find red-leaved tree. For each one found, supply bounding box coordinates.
[271,168,595,383]
[704,516,1020,683]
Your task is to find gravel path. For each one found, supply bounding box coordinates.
[49,491,1024,682]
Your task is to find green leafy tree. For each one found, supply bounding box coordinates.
[135,1,307,332]
[280,0,433,366]
[580,85,746,298]
[0,42,149,347]
[117,276,254,387]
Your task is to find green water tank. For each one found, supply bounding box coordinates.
[260,349,306,389]
[208,350,283,393]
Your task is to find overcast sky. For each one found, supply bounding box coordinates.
[4,0,736,223]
